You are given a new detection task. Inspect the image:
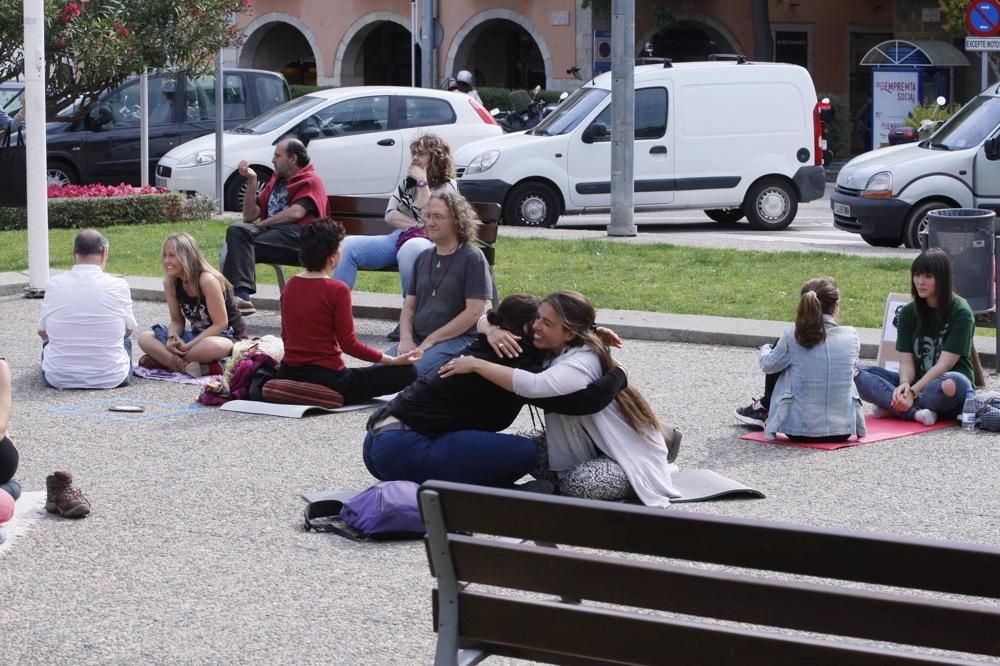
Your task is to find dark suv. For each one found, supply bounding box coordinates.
[45,69,289,186]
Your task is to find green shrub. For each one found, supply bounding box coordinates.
[290,84,336,98]
[0,193,191,231]
[478,86,566,112]
[904,99,962,128]
[817,92,850,160]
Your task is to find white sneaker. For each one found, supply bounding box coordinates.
[914,409,938,426]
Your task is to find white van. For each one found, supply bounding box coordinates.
[454,61,827,229]
[832,83,1000,248]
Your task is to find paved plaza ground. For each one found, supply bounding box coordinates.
[2,292,999,663]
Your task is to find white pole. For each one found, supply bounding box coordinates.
[608,0,636,237]
[140,70,149,186]
[421,0,432,88]
[215,50,225,213]
[24,0,48,296]
[411,0,417,87]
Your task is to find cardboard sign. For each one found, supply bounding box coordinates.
[876,293,912,372]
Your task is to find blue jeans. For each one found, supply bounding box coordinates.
[386,333,475,377]
[854,365,972,420]
[332,230,433,295]
[151,323,236,344]
[363,426,538,487]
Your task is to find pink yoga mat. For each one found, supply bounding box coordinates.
[740,415,956,450]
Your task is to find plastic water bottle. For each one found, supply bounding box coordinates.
[961,391,977,432]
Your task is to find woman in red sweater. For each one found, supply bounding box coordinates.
[277,219,422,403]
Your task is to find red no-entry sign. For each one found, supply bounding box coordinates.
[967,0,1000,37]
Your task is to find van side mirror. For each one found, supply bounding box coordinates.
[985,136,1000,161]
[582,122,607,144]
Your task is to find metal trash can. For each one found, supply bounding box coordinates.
[925,208,996,312]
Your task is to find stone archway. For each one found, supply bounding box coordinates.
[335,12,418,87]
[240,12,324,83]
[638,15,743,62]
[446,9,552,89]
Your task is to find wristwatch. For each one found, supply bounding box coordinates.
[416,179,428,188]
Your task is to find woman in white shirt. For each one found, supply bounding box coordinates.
[440,290,679,507]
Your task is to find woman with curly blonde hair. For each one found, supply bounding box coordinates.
[137,233,246,377]
[334,133,458,298]
[386,190,494,376]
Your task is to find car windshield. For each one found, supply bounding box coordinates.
[0,85,23,112]
[529,87,610,136]
[925,95,1000,150]
[237,94,326,134]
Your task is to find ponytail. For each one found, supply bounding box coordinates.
[794,277,840,349]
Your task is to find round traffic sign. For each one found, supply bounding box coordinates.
[967,0,1000,37]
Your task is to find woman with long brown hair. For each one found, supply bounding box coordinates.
[736,277,866,442]
[440,290,679,507]
[137,233,246,377]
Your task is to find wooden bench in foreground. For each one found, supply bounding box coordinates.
[419,480,1000,665]
[270,195,500,292]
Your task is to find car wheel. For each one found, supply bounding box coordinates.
[503,182,560,227]
[704,208,745,224]
[903,201,948,249]
[860,234,902,248]
[224,166,272,212]
[47,162,78,187]
[744,178,798,231]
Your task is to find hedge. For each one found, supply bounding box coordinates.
[290,84,336,98]
[477,86,565,111]
[0,193,216,231]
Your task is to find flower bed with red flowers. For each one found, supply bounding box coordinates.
[47,183,168,199]
[0,183,216,231]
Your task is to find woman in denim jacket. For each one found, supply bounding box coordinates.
[736,277,866,442]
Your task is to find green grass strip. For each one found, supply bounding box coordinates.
[0,220,917,328]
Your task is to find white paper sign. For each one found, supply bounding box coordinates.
[872,70,920,150]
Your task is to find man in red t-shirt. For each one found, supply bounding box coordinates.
[221,138,329,315]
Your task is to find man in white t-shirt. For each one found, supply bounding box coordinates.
[38,229,137,389]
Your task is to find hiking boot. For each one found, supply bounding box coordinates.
[735,399,767,429]
[386,324,401,342]
[234,296,256,316]
[45,470,91,518]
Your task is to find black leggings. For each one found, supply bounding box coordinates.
[0,437,18,484]
[276,363,416,405]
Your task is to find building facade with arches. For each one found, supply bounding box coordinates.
[232,1,894,99]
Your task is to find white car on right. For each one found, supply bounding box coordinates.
[157,86,502,210]
[832,83,1000,248]
[454,60,827,229]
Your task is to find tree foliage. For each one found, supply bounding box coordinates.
[939,0,970,37]
[0,0,252,119]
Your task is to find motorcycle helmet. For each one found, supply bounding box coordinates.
[443,76,458,91]
[456,70,475,92]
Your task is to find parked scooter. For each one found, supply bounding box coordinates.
[491,85,547,133]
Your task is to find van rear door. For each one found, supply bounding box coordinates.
[567,85,674,208]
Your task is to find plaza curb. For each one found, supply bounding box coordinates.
[5,271,999,368]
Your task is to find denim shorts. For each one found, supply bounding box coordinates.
[151,323,235,344]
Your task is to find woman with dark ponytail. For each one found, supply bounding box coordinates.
[736,277,866,442]
[440,290,680,507]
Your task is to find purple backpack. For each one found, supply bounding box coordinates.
[304,481,425,540]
